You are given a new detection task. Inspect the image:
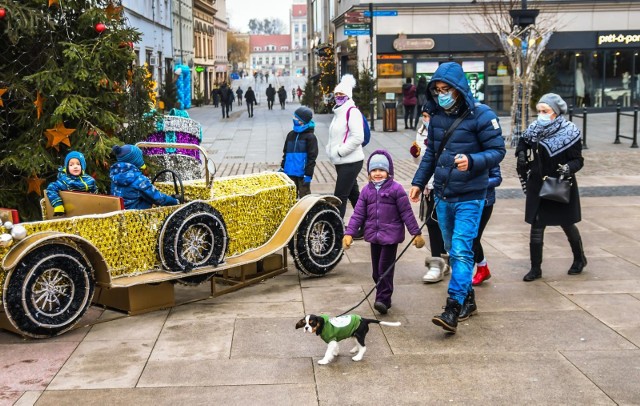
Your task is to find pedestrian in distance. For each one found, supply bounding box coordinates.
[409,61,506,334]
[236,87,243,106]
[212,83,220,108]
[415,76,429,129]
[326,74,365,227]
[297,86,303,101]
[515,93,587,282]
[266,84,276,110]
[278,86,287,110]
[244,86,256,118]
[343,150,426,315]
[219,83,232,118]
[402,77,417,130]
[279,106,318,198]
[292,87,296,103]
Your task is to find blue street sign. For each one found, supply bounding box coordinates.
[344,29,370,36]
[364,10,398,17]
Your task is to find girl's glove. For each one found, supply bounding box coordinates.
[412,235,425,248]
[557,164,571,177]
[342,235,353,250]
[409,141,421,158]
[516,151,527,174]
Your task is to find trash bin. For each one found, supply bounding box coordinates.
[383,102,397,132]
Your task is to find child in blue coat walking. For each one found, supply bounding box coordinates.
[343,150,425,314]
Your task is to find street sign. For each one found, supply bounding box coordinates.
[344,29,370,36]
[364,10,398,17]
[345,23,370,30]
[345,16,371,24]
[345,11,364,18]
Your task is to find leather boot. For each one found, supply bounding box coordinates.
[568,237,587,275]
[523,243,543,282]
[458,289,477,321]
[472,263,491,285]
[432,297,462,333]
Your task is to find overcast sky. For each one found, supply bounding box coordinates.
[227,0,292,33]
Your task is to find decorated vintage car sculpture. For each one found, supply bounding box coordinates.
[0,142,344,338]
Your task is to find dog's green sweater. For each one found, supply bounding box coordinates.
[319,314,362,343]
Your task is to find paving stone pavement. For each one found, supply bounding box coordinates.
[1,100,639,405]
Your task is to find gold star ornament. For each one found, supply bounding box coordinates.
[0,88,7,107]
[105,3,123,20]
[27,173,46,196]
[44,121,75,151]
[34,91,45,119]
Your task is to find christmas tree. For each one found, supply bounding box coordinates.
[0,0,156,220]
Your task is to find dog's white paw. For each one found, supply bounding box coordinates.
[349,346,359,354]
[351,354,363,362]
[318,358,331,365]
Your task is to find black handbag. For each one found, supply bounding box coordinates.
[539,175,571,204]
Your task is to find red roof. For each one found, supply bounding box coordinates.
[249,35,292,52]
[292,4,306,17]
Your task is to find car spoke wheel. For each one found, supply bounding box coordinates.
[159,202,228,272]
[290,202,343,276]
[3,244,94,338]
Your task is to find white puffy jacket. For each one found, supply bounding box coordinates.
[326,99,365,165]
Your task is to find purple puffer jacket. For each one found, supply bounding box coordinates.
[345,150,421,245]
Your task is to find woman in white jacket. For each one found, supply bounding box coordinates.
[326,74,365,221]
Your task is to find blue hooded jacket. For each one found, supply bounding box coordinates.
[110,162,179,210]
[45,151,98,209]
[412,62,506,202]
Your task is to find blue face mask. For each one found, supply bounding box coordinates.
[293,119,315,133]
[437,92,456,109]
[537,113,552,125]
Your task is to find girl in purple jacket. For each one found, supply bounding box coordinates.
[342,150,426,315]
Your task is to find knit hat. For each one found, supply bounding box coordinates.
[112,144,145,168]
[64,151,87,173]
[538,93,568,115]
[333,74,356,99]
[368,154,390,173]
[294,106,313,124]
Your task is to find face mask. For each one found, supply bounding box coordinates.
[437,92,456,109]
[422,118,430,125]
[537,113,552,125]
[335,95,348,106]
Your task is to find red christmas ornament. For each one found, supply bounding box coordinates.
[0,9,6,19]
[95,23,106,33]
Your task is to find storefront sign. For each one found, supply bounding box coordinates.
[488,76,511,86]
[393,36,435,51]
[195,66,205,73]
[597,32,640,47]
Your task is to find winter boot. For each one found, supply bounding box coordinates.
[422,257,449,283]
[568,237,587,275]
[523,243,543,282]
[472,263,491,286]
[432,297,462,333]
[458,289,477,321]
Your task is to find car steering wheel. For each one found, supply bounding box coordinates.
[152,169,185,204]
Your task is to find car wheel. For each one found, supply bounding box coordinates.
[2,244,94,338]
[291,202,343,276]
[158,202,228,272]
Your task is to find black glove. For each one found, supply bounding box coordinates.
[516,151,527,174]
[53,211,65,217]
[557,164,571,178]
[172,194,183,203]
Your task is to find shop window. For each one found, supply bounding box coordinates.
[602,50,633,107]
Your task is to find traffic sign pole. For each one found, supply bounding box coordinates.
[369,3,375,130]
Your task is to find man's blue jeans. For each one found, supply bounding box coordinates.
[435,198,485,305]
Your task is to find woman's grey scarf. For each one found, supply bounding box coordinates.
[522,116,582,157]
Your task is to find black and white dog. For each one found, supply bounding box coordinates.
[295,314,401,364]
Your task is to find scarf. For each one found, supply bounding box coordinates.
[293,120,315,133]
[522,116,581,157]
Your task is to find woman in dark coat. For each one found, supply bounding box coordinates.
[516,93,587,282]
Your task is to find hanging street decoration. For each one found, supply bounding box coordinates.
[0,8,6,19]
[105,3,124,21]
[95,22,106,33]
[0,88,7,107]
[48,0,59,7]
[44,121,75,151]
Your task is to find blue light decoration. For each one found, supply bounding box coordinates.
[174,64,192,109]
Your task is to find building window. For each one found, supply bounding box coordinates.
[279,56,283,65]
[295,52,299,61]
[294,24,299,33]
[302,24,306,33]
[285,56,289,64]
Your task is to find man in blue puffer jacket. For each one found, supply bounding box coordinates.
[110,144,179,210]
[409,62,506,334]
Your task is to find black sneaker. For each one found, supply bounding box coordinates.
[374,302,388,315]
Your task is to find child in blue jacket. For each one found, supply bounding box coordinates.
[110,144,179,210]
[280,106,319,198]
[46,151,98,216]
